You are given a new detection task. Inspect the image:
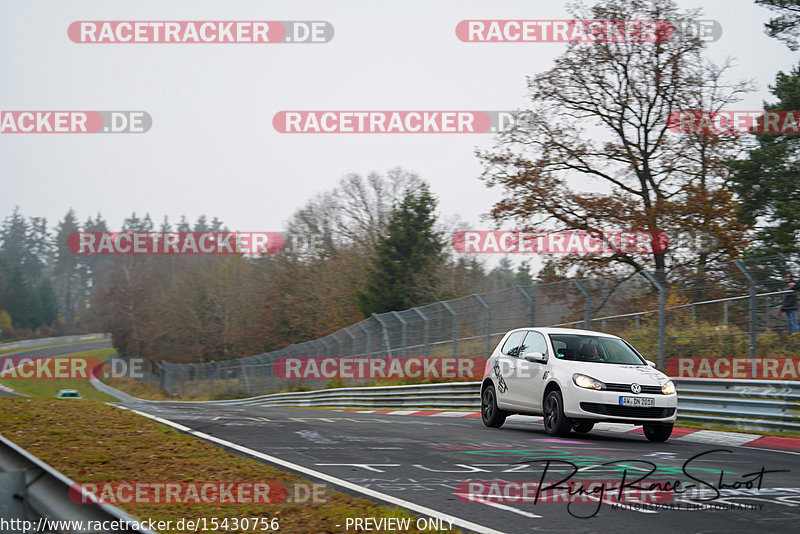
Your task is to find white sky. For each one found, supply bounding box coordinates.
[1,0,796,237]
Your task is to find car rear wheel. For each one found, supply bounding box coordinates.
[643,423,673,442]
[572,421,595,434]
[543,390,571,436]
[481,385,507,428]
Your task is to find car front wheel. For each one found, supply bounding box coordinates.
[543,390,571,436]
[643,423,673,442]
[481,385,507,428]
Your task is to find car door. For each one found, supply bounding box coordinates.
[492,330,526,408]
[504,331,549,412]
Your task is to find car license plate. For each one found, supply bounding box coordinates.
[619,396,654,407]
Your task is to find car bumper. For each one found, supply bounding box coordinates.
[563,388,677,424]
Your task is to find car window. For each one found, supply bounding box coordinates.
[519,331,547,357]
[501,331,527,357]
[548,333,645,364]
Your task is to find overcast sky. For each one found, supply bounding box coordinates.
[1,0,796,238]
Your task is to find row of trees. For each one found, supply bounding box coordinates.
[0,170,532,356]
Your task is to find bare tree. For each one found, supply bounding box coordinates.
[478,0,753,282]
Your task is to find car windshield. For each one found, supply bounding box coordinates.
[548,334,645,365]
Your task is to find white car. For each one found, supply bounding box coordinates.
[480,327,677,442]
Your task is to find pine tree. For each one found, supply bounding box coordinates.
[730,63,800,257]
[35,278,59,326]
[357,185,445,315]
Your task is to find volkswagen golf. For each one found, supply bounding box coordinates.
[480,327,677,441]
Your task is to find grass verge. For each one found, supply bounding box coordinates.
[0,397,459,534]
[0,348,118,401]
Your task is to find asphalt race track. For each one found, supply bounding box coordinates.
[119,401,800,534]
[0,340,112,396]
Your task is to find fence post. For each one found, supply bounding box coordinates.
[372,314,391,357]
[357,322,371,357]
[516,286,535,326]
[733,260,758,375]
[573,280,592,329]
[640,270,666,370]
[441,301,458,357]
[332,332,344,357]
[412,308,429,357]
[344,327,357,357]
[473,294,491,357]
[391,311,408,358]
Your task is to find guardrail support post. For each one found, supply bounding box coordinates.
[734,260,758,375]
[640,270,666,370]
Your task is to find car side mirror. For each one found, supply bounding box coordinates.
[646,360,656,368]
[524,352,547,363]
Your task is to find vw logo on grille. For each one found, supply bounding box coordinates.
[630,383,641,394]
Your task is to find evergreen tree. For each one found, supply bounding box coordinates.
[35,278,59,326]
[53,209,81,321]
[3,267,37,328]
[357,185,445,315]
[730,64,800,257]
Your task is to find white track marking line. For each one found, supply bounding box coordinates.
[465,496,542,518]
[117,406,512,534]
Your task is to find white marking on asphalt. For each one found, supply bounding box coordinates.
[116,407,512,533]
[467,496,542,518]
[677,430,762,446]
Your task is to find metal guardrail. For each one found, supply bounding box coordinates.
[674,378,800,431]
[0,334,108,352]
[0,433,156,534]
[96,378,800,432]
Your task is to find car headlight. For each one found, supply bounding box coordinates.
[662,380,676,395]
[572,373,605,390]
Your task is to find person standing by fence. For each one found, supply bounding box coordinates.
[780,274,798,334]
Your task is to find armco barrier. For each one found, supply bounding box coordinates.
[94,378,800,433]
[0,333,108,352]
[674,378,800,431]
[0,433,156,534]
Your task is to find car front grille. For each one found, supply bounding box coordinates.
[604,383,664,394]
[580,402,675,418]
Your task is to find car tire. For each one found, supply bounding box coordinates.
[643,423,673,442]
[481,385,507,428]
[543,390,571,436]
[572,421,595,434]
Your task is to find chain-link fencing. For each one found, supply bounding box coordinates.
[113,254,800,398]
